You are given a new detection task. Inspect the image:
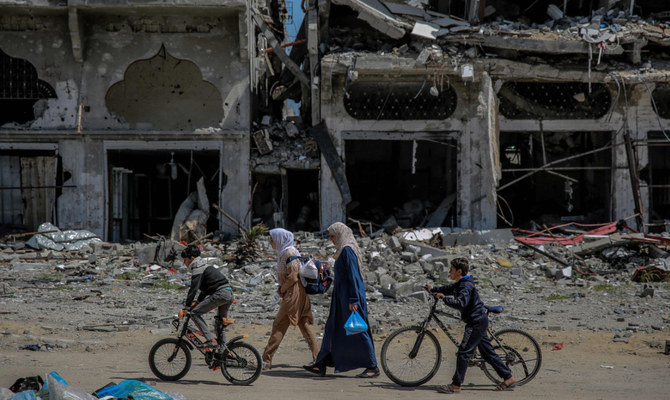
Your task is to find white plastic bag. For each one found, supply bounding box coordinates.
[298,257,319,280]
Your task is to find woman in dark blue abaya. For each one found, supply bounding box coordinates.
[303,222,379,378]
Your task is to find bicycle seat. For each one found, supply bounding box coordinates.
[486,305,503,313]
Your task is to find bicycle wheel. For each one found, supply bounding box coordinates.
[221,342,262,385]
[481,329,542,386]
[380,326,442,387]
[148,338,192,381]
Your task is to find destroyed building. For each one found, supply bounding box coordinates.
[0,0,266,241]
[251,0,670,234]
[1,0,670,242]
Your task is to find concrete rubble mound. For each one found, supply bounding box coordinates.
[1,223,668,350]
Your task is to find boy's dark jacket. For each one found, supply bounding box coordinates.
[184,257,229,307]
[431,276,485,324]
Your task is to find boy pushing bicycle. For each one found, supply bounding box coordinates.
[426,257,516,394]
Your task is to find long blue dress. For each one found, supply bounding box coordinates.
[314,246,377,372]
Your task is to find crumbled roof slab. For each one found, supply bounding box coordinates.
[331,0,411,39]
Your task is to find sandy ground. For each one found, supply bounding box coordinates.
[1,320,669,400]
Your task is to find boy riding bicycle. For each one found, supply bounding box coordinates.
[180,245,234,348]
[426,257,516,394]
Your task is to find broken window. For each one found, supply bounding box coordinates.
[105,45,223,130]
[651,83,670,119]
[345,139,457,228]
[498,131,612,228]
[645,132,670,232]
[0,49,56,126]
[107,150,220,242]
[498,82,611,120]
[344,81,457,120]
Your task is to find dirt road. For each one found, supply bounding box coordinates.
[1,321,668,400]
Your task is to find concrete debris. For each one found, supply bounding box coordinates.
[411,21,440,39]
[2,224,669,344]
[252,129,274,155]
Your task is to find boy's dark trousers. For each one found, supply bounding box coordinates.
[452,317,512,386]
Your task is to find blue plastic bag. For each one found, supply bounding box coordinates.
[344,311,368,335]
[9,391,37,400]
[95,380,175,400]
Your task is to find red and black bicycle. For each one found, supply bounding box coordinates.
[148,310,262,385]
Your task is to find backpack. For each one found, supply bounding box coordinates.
[287,255,333,295]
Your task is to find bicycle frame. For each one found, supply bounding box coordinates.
[412,295,510,365]
[169,314,248,364]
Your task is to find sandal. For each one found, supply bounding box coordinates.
[437,384,461,394]
[303,364,326,377]
[355,367,380,378]
[495,380,516,391]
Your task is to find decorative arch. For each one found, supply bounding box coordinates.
[106,45,223,130]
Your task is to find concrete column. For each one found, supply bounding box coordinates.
[221,135,250,234]
[612,84,651,230]
[319,128,346,230]
[57,140,105,236]
[459,72,498,229]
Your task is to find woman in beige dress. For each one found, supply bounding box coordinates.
[262,228,319,370]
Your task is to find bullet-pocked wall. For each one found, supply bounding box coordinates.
[84,11,248,131]
[319,56,499,231]
[0,3,251,240]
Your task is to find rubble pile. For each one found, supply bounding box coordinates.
[1,225,669,353]
[251,118,321,171]
[325,0,670,59]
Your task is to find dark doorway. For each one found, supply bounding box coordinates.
[251,169,320,231]
[107,149,220,242]
[646,132,670,232]
[251,172,282,228]
[286,169,319,231]
[345,139,457,228]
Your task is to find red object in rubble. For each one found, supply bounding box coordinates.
[552,342,565,351]
[514,222,618,246]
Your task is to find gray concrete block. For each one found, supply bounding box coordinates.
[134,244,157,265]
[401,252,418,262]
[402,263,423,274]
[441,229,514,246]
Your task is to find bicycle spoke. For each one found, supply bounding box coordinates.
[381,326,441,387]
[481,329,542,386]
[221,342,262,385]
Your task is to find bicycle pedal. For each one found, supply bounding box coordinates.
[222,318,236,326]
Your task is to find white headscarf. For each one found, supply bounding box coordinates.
[328,222,364,270]
[269,228,298,273]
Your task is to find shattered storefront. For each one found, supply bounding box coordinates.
[307,0,670,232]
[0,1,253,241]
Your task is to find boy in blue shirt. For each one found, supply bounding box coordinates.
[426,257,515,394]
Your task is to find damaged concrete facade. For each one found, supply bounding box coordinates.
[2,0,670,241]
[0,0,262,240]
[256,0,670,233]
